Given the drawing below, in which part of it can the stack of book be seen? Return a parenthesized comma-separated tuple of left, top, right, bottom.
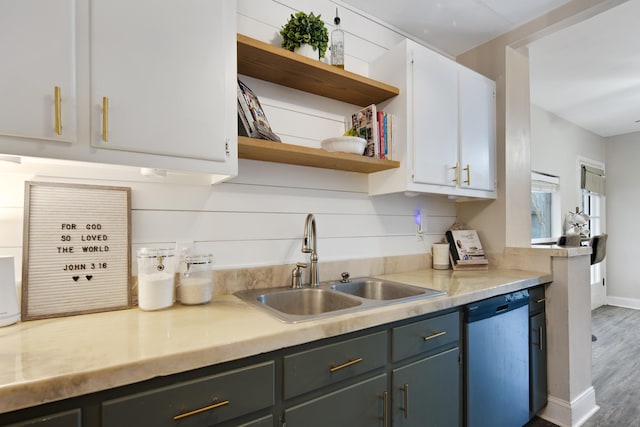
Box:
(445, 229, 489, 271)
(237, 79, 281, 142)
(347, 104, 394, 160)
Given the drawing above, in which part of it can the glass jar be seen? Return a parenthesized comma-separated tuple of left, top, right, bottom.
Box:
(136, 248, 176, 311)
(177, 254, 214, 305)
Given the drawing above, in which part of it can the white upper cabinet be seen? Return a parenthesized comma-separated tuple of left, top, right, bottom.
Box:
(0, 0, 237, 180)
(90, 0, 233, 164)
(368, 39, 496, 199)
(0, 0, 76, 143)
(411, 46, 459, 188)
(458, 67, 496, 193)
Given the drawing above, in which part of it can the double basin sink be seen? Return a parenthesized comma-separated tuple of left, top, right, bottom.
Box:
(234, 278, 446, 323)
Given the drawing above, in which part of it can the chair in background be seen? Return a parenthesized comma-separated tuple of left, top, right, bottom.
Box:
(589, 234, 607, 342)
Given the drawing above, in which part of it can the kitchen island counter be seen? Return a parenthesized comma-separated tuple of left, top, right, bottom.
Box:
(0, 267, 551, 414)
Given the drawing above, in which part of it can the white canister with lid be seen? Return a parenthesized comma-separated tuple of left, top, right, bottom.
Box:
(136, 248, 176, 311)
(432, 243, 451, 270)
(178, 254, 214, 305)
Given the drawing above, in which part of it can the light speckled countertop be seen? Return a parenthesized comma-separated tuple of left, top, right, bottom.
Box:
(0, 267, 552, 414)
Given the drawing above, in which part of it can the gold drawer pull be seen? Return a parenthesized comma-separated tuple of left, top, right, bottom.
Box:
(102, 96, 109, 142)
(451, 163, 459, 184)
(54, 86, 62, 135)
(422, 331, 446, 341)
(329, 357, 363, 373)
(536, 297, 547, 304)
(173, 399, 230, 421)
(463, 164, 471, 185)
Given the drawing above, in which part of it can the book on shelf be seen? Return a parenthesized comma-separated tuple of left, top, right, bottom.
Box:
(237, 79, 281, 142)
(445, 229, 489, 270)
(347, 105, 394, 160)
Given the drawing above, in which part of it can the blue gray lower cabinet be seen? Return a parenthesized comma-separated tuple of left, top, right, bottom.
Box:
(284, 374, 387, 427)
(6, 409, 81, 427)
(102, 361, 274, 427)
(392, 347, 461, 427)
(529, 285, 548, 416)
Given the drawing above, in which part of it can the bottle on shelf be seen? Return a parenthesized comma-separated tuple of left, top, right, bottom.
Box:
(331, 8, 344, 69)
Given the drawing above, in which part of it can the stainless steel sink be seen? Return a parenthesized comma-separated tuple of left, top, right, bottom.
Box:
(330, 279, 439, 300)
(235, 277, 446, 323)
(257, 288, 362, 316)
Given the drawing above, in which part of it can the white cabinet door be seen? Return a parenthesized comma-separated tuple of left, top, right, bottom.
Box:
(411, 46, 458, 187)
(0, 0, 76, 142)
(458, 67, 496, 192)
(90, 0, 232, 162)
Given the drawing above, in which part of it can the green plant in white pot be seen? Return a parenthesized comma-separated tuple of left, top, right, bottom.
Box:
(280, 11, 329, 60)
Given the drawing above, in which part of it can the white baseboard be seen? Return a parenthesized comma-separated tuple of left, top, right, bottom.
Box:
(606, 296, 640, 310)
(538, 387, 599, 427)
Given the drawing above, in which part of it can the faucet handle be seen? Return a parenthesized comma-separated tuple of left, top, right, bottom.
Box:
(340, 272, 351, 283)
(291, 263, 308, 288)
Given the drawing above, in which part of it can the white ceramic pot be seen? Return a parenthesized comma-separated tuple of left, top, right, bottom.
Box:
(294, 43, 318, 60)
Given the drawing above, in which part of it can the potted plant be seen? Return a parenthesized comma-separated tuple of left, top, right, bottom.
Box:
(280, 11, 329, 60)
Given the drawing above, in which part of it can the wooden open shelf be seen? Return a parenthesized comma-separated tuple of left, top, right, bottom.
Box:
(237, 34, 399, 106)
(238, 136, 400, 174)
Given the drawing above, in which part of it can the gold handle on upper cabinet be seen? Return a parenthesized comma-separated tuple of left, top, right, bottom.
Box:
(451, 163, 460, 184)
(402, 383, 409, 419)
(54, 86, 62, 135)
(382, 391, 388, 427)
(173, 399, 230, 421)
(329, 357, 363, 373)
(102, 96, 109, 142)
(536, 297, 548, 304)
(463, 164, 471, 185)
(422, 330, 446, 341)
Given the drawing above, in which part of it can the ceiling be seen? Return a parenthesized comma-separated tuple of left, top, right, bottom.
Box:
(343, 0, 640, 137)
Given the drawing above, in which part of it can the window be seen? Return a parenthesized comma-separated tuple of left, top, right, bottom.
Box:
(531, 172, 561, 244)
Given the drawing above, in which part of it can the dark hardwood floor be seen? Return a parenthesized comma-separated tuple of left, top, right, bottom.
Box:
(527, 305, 640, 427)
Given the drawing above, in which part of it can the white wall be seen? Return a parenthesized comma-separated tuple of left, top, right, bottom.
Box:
(530, 105, 605, 217)
(603, 131, 640, 307)
(0, 0, 457, 283)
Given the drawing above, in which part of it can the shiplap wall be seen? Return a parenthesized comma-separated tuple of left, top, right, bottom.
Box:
(0, 0, 457, 281)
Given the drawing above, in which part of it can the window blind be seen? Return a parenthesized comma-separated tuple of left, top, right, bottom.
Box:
(581, 165, 605, 195)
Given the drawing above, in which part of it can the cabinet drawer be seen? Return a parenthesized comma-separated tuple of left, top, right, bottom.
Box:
(392, 311, 460, 362)
(529, 286, 546, 315)
(102, 361, 274, 427)
(284, 331, 387, 399)
(7, 409, 81, 427)
(284, 374, 387, 427)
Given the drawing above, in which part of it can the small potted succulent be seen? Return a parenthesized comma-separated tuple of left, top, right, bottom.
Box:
(280, 11, 329, 60)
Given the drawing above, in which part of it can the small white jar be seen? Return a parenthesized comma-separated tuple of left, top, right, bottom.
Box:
(177, 254, 214, 305)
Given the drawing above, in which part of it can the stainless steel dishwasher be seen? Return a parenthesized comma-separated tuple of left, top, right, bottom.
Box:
(464, 290, 530, 427)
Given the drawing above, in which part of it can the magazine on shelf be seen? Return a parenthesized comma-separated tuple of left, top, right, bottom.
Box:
(445, 229, 489, 269)
(237, 79, 281, 142)
(348, 104, 378, 158)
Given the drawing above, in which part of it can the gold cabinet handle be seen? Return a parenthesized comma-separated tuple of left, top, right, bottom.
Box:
(329, 357, 363, 373)
(102, 96, 109, 142)
(451, 163, 459, 184)
(402, 383, 409, 419)
(173, 399, 230, 421)
(54, 86, 62, 135)
(463, 164, 471, 185)
(422, 331, 446, 341)
(536, 297, 547, 304)
(382, 391, 388, 427)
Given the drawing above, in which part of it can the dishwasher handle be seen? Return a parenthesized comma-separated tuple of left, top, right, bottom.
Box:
(465, 290, 529, 323)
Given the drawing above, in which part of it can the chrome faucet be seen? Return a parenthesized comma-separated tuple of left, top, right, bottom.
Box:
(302, 213, 319, 287)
